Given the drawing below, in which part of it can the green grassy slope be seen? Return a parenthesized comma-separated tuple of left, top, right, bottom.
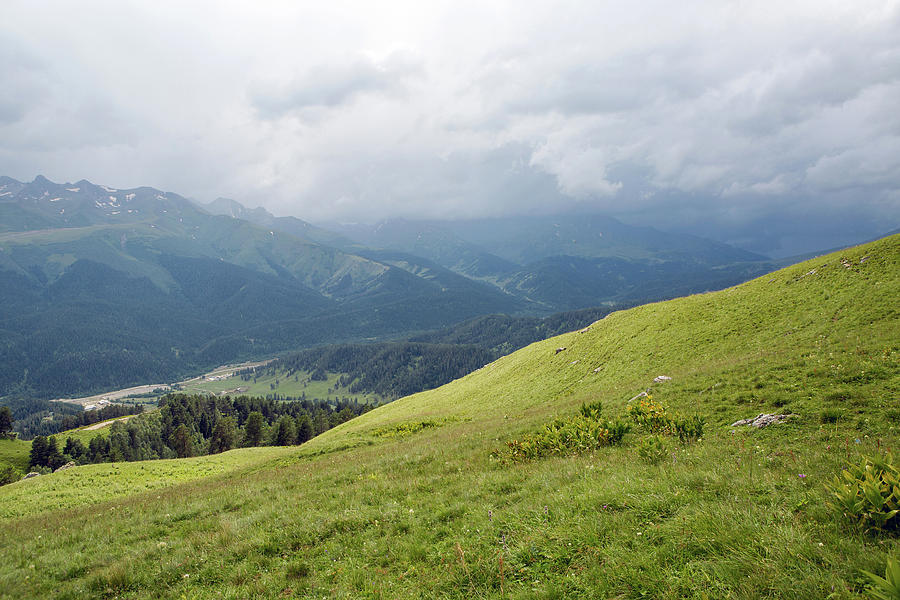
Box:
(0, 439, 30, 473)
(180, 370, 379, 404)
(0, 447, 296, 520)
(54, 415, 144, 446)
(0, 234, 897, 599)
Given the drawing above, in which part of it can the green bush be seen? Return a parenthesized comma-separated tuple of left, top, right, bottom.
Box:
(627, 397, 672, 434)
(579, 400, 603, 420)
(673, 415, 705, 443)
(373, 421, 439, 438)
(637, 435, 668, 464)
(826, 454, 899, 532)
(496, 401, 630, 463)
(628, 397, 704, 444)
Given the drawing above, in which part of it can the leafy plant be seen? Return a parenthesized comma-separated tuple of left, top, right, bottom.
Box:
(628, 397, 704, 444)
(627, 397, 672, 434)
(673, 415, 705, 443)
(496, 402, 630, 463)
(826, 454, 899, 532)
(637, 435, 668, 464)
(861, 556, 900, 600)
(580, 400, 604, 420)
(373, 420, 440, 438)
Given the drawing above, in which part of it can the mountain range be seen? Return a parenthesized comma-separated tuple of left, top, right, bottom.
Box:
(2, 175, 784, 398)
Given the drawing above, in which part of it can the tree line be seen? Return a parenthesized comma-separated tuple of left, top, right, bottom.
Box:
(27, 393, 370, 471)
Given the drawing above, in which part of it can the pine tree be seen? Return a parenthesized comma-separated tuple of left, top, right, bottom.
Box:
(46, 436, 66, 470)
(243, 411, 264, 447)
(209, 417, 237, 454)
(296, 414, 314, 444)
(29, 436, 48, 468)
(169, 424, 193, 458)
(273, 416, 296, 446)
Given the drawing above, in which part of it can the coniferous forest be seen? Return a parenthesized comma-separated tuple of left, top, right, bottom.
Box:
(26, 394, 368, 471)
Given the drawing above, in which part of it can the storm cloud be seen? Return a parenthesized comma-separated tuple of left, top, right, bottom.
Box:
(1, 0, 898, 255)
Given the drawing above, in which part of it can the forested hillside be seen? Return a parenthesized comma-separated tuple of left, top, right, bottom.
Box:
(250, 306, 618, 401)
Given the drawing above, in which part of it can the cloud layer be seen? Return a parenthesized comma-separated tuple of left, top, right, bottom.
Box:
(1, 0, 898, 254)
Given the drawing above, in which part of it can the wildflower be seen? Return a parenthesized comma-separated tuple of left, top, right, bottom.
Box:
(489, 510, 493, 522)
(798, 473, 807, 478)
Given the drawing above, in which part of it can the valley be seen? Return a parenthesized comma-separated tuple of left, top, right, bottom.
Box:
(0, 176, 798, 404)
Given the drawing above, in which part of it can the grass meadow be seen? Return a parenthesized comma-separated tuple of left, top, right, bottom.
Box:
(0, 234, 896, 599)
(180, 369, 381, 405)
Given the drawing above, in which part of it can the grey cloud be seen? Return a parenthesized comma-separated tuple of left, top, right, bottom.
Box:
(252, 53, 423, 117)
(1, 1, 898, 256)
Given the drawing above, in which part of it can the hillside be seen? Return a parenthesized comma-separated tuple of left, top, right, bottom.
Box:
(0, 234, 897, 598)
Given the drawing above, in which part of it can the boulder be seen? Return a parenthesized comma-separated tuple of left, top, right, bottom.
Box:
(54, 461, 76, 472)
(653, 375, 673, 383)
(23, 472, 40, 479)
(731, 413, 795, 428)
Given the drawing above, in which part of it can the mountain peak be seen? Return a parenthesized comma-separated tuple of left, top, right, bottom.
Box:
(204, 197, 275, 221)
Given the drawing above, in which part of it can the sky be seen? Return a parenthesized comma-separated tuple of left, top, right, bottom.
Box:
(1, 0, 899, 256)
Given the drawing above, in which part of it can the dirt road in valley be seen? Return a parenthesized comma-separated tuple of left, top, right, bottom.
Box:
(51, 359, 276, 408)
(84, 415, 137, 430)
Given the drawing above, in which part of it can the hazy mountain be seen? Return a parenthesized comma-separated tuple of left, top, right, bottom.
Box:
(325, 214, 778, 310)
(201, 197, 354, 249)
(327, 214, 767, 266)
(0, 177, 522, 399)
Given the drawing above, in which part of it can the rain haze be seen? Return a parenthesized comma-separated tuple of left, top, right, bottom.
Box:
(1, 0, 898, 256)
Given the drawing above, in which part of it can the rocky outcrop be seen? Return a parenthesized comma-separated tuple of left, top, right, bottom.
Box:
(731, 414, 795, 428)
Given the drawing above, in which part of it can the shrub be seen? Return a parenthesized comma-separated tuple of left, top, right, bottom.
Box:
(826, 454, 899, 533)
(579, 400, 603, 420)
(627, 397, 672, 434)
(637, 436, 668, 464)
(673, 415, 705, 443)
(373, 420, 440, 438)
(496, 403, 630, 463)
(628, 397, 704, 444)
